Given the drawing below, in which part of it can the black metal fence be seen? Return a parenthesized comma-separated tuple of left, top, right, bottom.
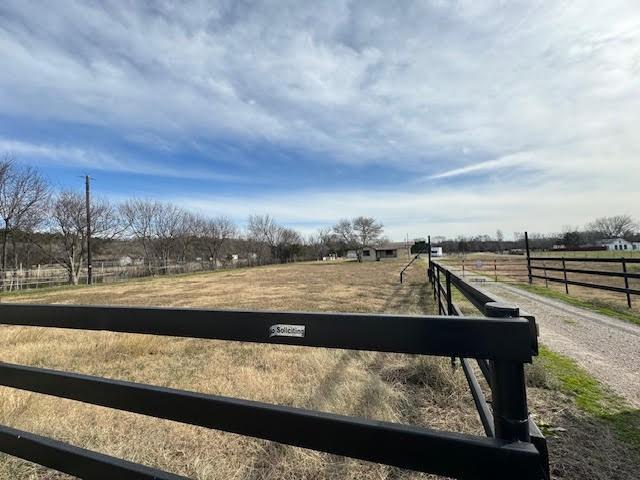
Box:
(0, 265, 548, 479)
(399, 253, 422, 283)
(428, 260, 549, 480)
(525, 232, 640, 308)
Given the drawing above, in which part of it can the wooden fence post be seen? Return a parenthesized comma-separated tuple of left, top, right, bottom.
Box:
(562, 258, 569, 294)
(543, 261, 548, 287)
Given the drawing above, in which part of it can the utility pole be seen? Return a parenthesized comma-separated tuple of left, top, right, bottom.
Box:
(85, 175, 92, 285)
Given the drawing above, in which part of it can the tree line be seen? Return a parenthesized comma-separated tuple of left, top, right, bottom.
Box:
(7, 155, 631, 285)
(0, 157, 388, 285)
(433, 216, 639, 254)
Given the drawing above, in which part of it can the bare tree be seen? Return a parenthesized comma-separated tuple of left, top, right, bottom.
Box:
(0, 156, 49, 274)
(308, 227, 336, 260)
(195, 215, 236, 267)
(120, 200, 192, 273)
(333, 217, 383, 262)
(247, 214, 280, 262)
(247, 215, 278, 245)
(496, 229, 504, 252)
(334, 216, 383, 262)
(174, 210, 198, 263)
(0, 158, 9, 187)
(46, 191, 121, 284)
(353, 216, 383, 255)
(586, 215, 638, 239)
(120, 199, 159, 274)
(333, 218, 358, 258)
(276, 227, 302, 262)
(247, 215, 303, 263)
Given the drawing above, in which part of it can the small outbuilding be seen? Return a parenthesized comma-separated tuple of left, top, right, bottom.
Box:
(348, 242, 412, 261)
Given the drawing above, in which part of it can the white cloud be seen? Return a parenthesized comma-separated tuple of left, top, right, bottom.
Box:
(172, 177, 639, 240)
(1, 1, 639, 170)
(0, 138, 244, 181)
(1, 1, 639, 235)
(425, 152, 536, 179)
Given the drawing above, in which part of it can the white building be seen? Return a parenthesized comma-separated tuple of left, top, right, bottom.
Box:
(118, 256, 134, 267)
(599, 238, 636, 251)
(430, 246, 443, 257)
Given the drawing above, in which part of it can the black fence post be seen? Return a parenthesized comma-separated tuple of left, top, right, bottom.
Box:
(622, 258, 632, 308)
(436, 267, 442, 314)
(485, 302, 531, 443)
(524, 232, 532, 284)
(494, 259, 498, 282)
(432, 264, 437, 301)
(445, 270, 453, 315)
(562, 258, 569, 294)
(542, 261, 548, 288)
(427, 235, 432, 283)
(445, 269, 456, 368)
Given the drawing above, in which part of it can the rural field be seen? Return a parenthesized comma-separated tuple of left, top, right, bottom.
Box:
(440, 253, 640, 322)
(0, 259, 637, 479)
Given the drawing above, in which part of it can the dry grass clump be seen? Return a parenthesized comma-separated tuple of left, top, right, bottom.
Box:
(0, 259, 481, 479)
(527, 387, 639, 480)
(526, 358, 560, 391)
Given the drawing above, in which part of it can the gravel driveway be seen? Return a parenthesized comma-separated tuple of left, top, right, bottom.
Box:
(479, 281, 640, 407)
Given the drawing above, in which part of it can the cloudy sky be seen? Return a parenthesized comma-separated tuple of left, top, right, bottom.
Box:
(1, 0, 639, 239)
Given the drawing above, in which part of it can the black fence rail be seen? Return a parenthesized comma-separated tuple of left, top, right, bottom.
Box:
(525, 232, 640, 308)
(399, 254, 422, 283)
(0, 268, 548, 479)
(428, 260, 549, 480)
(400, 235, 433, 284)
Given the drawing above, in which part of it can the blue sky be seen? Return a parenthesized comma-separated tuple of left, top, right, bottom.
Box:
(1, 1, 639, 239)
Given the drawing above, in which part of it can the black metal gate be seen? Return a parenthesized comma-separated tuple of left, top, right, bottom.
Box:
(0, 260, 548, 479)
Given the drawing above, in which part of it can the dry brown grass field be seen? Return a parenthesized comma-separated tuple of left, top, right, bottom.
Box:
(0, 259, 637, 479)
(0, 259, 486, 479)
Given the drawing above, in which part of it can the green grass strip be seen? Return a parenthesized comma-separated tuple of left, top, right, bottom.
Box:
(539, 346, 640, 457)
(515, 282, 640, 326)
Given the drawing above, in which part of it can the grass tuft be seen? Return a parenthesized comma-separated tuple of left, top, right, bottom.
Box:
(525, 358, 559, 390)
(538, 346, 640, 458)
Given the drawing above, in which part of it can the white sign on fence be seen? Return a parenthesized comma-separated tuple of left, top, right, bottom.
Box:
(269, 324, 306, 338)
